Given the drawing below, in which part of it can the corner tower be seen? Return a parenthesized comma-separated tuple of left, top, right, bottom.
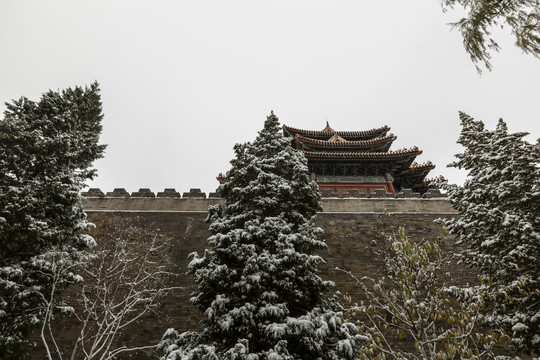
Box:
(283, 122, 435, 197)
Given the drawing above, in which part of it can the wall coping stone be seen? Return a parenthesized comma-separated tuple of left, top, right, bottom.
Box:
(422, 189, 445, 198)
(342, 189, 367, 198)
(82, 188, 105, 197)
(396, 189, 421, 198)
(105, 188, 130, 198)
(157, 188, 181, 198)
(82, 195, 455, 214)
(368, 189, 394, 198)
(131, 188, 156, 198)
(182, 188, 206, 199)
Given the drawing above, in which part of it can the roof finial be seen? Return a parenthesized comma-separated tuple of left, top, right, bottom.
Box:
(322, 121, 334, 133)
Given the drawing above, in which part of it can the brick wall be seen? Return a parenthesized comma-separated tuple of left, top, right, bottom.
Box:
(33, 197, 462, 359)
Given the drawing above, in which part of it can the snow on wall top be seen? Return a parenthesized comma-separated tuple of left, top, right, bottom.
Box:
(81, 188, 453, 214)
(82, 188, 445, 199)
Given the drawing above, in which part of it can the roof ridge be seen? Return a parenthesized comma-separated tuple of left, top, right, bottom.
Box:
(295, 133, 397, 146)
(283, 124, 391, 138)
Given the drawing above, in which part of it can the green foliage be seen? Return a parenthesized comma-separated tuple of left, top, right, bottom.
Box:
(159, 112, 361, 359)
(0, 83, 106, 359)
(344, 228, 506, 359)
(440, 112, 540, 355)
(442, 0, 540, 72)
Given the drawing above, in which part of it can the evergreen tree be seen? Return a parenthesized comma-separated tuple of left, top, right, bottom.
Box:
(440, 112, 540, 356)
(159, 112, 360, 359)
(0, 83, 106, 359)
(441, 0, 540, 72)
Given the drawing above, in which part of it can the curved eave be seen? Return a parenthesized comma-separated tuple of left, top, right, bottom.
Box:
(299, 148, 421, 164)
(407, 162, 436, 175)
(395, 162, 436, 184)
(294, 134, 396, 152)
(283, 124, 390, 140)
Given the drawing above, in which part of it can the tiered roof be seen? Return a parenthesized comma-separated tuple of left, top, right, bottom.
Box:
(293, 133, 396, 152)
(283, 122, 435, 191)
(283, 123, 390, 141)
(302, 148, 422, 173)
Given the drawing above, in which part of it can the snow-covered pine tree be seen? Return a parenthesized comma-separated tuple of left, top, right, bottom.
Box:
(159, 112, 361, 359)
(440, 112, 540, 356)
(0, 83, 106, 359)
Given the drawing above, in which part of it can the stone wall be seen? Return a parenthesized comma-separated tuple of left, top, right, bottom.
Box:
(81, 187, 452, 214)
(37, 192, 462, 359)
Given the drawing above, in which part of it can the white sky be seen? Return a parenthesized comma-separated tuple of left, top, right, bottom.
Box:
(1, 0, 539, 195)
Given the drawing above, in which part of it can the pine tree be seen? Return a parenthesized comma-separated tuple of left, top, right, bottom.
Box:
(0, 83, 106, 359)
(440, 112, 540, 355)
(159, 112, 360, 359)
(440, 0, 540, 73)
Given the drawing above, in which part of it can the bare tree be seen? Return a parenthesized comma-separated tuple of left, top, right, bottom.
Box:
(40, 221, 182, 360)
(339, 227, 509, 359)
(36, 249, 90, 360)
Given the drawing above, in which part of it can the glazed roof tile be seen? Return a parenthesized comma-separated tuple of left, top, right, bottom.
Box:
(283, 124, 390, 141)
(285, 122, 435, 187)
(327, 133, 346, 142)
(294, 134, 396, 151)
(407, 161, 436, 174)
(299, 147, 421, 163)
(393, 161, 435, 178)
(394, 162, 436, 185)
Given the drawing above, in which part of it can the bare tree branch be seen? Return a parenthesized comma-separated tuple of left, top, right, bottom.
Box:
(41, 223, 183, 360)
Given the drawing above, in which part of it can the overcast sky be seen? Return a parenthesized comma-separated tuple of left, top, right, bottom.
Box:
(1, 1, 539, 195)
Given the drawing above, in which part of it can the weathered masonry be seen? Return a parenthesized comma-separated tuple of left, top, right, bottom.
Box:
(283, 123, 435, 197)
(58, 189, 459, 359)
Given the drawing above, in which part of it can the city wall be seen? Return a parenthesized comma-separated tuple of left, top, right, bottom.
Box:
(40, 188, 462, 359)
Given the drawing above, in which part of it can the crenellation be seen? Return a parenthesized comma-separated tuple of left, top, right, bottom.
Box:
(182, 188, 207, 198)
(368, 189, 394, 198)
(157, 188, 181, 198)
(321, 189, 339, 198)
(106, 188, 130, 198)
(422, 189, 445, 198)
(396, 188, 421, 198)
(131, 188, 156, 198)
(342, 189, 367, 198)
(82, 188, 105, 197)
(82, 187, 448, 201)
(80, 188, 454, 214)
